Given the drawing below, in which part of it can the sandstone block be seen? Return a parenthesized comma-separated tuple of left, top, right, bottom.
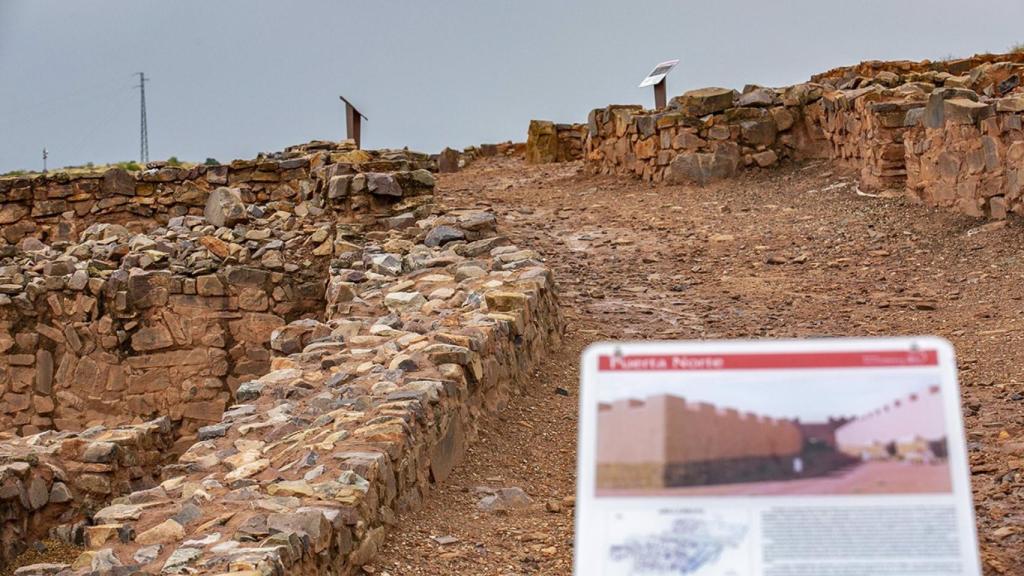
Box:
(738, 87, 778, 107)
(438, 148, 460, 173)
(526, 120, 559, 164)
(101, 168, 135, 197)
(924, 87, 980, 128)
(665, 146, 740, 186)
(771, 107, 796, 131)
(753, 150, 779, 167)
(131, 325, 174, 352)
(203, 187, 247, 227)
(136, 519, 184, 546)
(328, 175, 351, 199)
(740, 118, 778, 146)
(424, 225, 465, 247)
(0, 204, 28, 225)
(943, 99, 993, 128)
(672, 88, 736, 117)
(366, 173, 402, 197)
(996, 96, 1024, 113)
(384, 291, 426, 313)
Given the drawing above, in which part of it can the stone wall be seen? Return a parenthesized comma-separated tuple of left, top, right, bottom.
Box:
(0, 418, 174, 567)
(905, 94, 1024, 218)
(817, 89, 926, 190)
(579, 52, 1024, 221)
(810, 53, 1024, 87)
(584, 86, 828, 184)
(16, 204, 562, 575)
(526, 120, 585, 164)
(435, 141, 524, 175)
(0, 142, 436, 245)
(0, 138, 563, 575)
(0, 145, 438, 439)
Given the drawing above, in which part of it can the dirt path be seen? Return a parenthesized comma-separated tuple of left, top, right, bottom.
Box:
(376, 156, 1024, 575)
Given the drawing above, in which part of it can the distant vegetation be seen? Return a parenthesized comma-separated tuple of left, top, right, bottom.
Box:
(0, 157, 212, 179)
(1012, 43, 1024, 54)
(1, 160, 143, 178)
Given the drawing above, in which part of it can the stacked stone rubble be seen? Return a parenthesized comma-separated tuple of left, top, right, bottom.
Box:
(0, 146, 437, 438)
(584, 85, 828, 184)
(0, 142, 435, 246)
(905, 92, 1024, 218)
(1, 139, 563, 575)
(818, 86, 928, 190)
(10, 204, 561, 575)
(0, 418, 174, 567)
(526, 121, 586, 164)
(580, 52, 1024, 220)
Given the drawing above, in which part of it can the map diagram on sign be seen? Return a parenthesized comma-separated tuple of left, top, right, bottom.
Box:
(607, 515, 748, 575)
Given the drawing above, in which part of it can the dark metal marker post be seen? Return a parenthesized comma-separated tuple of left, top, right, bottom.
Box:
(339, 96, 368, 149)
(639, 59, 679, 111)
(653, 79, 667, 110)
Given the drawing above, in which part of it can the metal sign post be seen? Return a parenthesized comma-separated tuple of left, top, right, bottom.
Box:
(639, 59, 679, 110)
(339, 96, 368, 149)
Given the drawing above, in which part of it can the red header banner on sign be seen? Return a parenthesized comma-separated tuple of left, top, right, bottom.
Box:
(597, 350, 939, 371)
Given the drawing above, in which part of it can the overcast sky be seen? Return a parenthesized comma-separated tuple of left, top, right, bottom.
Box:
(597, 370, 940, 423)
(3, 0, 1024, 172)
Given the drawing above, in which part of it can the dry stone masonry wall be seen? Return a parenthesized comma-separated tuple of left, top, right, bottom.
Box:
(552, 52, 1024, 220)
(583, 85, 828, 185)
(0, 140, 563, 575)
(0, 141, 436, 245)
(525, 121, 586, 164)
(0, 418, 174, 568)
(0, 143, 437, 441)
(15, 209, 559, 576)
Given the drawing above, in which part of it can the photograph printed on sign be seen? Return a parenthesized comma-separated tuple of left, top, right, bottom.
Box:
(595, 370, 953, 497)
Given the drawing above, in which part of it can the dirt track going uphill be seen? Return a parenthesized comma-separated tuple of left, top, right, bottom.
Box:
(375, 156, 1024, 575)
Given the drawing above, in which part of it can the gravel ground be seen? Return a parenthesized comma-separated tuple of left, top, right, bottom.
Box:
(376, 156, 1024, 576)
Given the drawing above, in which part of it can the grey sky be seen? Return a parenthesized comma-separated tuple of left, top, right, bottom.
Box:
(597, 370, 940, 423)
(2, 0, 1023, 173)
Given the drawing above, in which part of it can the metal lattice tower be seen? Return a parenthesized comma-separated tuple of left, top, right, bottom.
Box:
(136, 72, 149, 164)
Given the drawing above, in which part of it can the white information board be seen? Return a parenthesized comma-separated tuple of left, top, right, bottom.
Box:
(639, 59, 679, 88)
(575, 337, 981, 576)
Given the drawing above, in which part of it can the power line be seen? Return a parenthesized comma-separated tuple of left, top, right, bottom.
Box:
(135, 72, 149, 163)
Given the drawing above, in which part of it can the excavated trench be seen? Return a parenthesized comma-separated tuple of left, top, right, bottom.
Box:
(0, 144, 454, 570)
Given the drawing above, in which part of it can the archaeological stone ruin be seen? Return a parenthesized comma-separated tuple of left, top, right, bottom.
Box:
(3, 51, 1024, 576)
(0, 139, 561, 575)
(530, 52, 1024, 220)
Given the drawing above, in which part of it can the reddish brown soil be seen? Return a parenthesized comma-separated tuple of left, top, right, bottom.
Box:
(375, 156, 1024, 575)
